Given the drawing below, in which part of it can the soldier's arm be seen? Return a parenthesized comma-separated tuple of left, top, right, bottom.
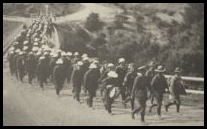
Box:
(131, 76, 139, 98)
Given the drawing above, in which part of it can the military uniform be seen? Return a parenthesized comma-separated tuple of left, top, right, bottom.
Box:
(71, 66, 84, 102)
(83, 68, 101, 107)
(116, 65, 127, 102)
(149, 73, 169, 117)
(131, 73, 151, 122)
(36, 58, 48, 89)
(16, 54, 25, 82)
(101, 76, 118, 114)
(165, 74, 185, 113)
(53, 64, 66, 95)
(25, 53, 37, 84)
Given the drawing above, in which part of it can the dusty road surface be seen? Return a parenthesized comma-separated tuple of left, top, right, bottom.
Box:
(3, 57, 204, 126)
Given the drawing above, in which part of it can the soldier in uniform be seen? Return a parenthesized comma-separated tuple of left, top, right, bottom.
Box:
(7, 49, 15, 76)
(13, 49, 21, 80)
(70, 61, 84, 102)
(116, 58, 128, 107)
(16, 51, 25, 82)
(123, 63, 137, 110)
(101, 71, 119, 114)
(25, 52, 37, 84)
(49, 53, 58, 83)
(164, 67, 185, 115)
(149, 65, 169, 120)
(83, 63, 101, 108)
(53, 59, 66, 96)
(146, 61, 156, 105)
(98, 63, 115, 96)
(36, 56, 48, 90)
(131, 66, 151, 124)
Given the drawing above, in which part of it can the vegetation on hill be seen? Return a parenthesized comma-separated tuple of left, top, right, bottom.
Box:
(3, 3, 83, 17)
(85, 3, 204, 77)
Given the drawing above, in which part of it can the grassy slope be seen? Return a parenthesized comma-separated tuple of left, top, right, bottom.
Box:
(3, 20, 23, 40)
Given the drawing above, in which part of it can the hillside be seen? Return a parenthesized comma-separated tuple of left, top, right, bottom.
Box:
(3, 3, 83, 17)
(86, 3, 204, 77)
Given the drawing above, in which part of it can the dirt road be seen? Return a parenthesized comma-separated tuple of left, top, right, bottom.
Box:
(3, 57, 204, 126)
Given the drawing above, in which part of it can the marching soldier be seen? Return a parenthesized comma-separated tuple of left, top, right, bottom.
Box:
(16, 51, 25, 82)
(7, 49, 15, 76)
(123, 63, 137, 110)
(83, 63, 101, 108)
(53, 59, 66, 96)
(101, 71, 119, 114)
(25, 52, 37, 84)
(98, 63, 115, 96)
(131, 66, 151, 124)
(146, 61, 156, 104)
(116, 58, 128, 107)
(149, 65, 169, 120)
(70, 61, 84, 102)
(165, 67, 186, 115)
(36, 56, 48, 90)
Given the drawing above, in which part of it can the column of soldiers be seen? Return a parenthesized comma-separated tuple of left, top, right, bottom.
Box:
(7, 18, 186, 125)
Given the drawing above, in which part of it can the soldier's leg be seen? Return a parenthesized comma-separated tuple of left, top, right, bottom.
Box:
(140, 103, 146, 122)
(40, 79, 44, 89)
(28, 72, 32, 84)
(175, 96, 181, 113)
(157, 93, 163, 117)
(88, 92, 93, 107)
(165, 100, 175, 112)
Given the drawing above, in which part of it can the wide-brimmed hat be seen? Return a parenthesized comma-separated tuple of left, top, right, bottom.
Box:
(82, 53, 88, 58)
(15, 49, 20, 53)
(74, 52, 79, 56)
(9, 47, 15, 51)
(107, 71, 118, 78)
(77, 61, 83, 66)
(23, 41, 29, 45)
(107, 63, 114, 68)
(118, 58, 125, 63)
(34, 38, 39, 42)
(66, 52, 72, 56)
(23, 46, 29, 51)
(82, 57, 89, 61)
(33, 42, 39, 46)
(61, 51, 67, 56)
(39, 56, 45, 60)
(89, 63, 97, 69)
(56, 59, 63, 64)
(174, 67, 181, 73)
(32, 47, 38, 52)
(155, 65, 166, 72)
(9, 51, 14, 54)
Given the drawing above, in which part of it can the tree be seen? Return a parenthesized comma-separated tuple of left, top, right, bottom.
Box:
(85, 12, 104, 32)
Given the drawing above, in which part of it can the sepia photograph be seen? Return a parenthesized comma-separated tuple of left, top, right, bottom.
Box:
(3, 3, 204, 126)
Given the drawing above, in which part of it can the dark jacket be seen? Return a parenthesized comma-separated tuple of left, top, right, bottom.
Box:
(131, 74, 151, 101)
(116, 65, 127, 84)
(151, 73, 168, 94)
(123, 71, 137, 91)
(53, 64, 66, 86)
(169, 75, 186, 96)
(71, 67, 84, 88)
(83, 68, 101, 92)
